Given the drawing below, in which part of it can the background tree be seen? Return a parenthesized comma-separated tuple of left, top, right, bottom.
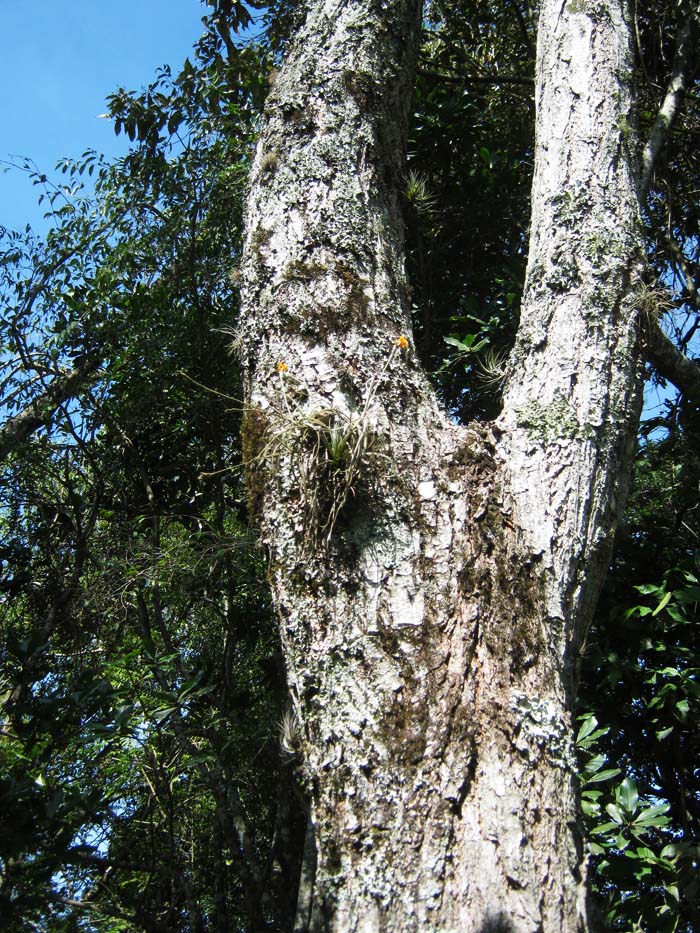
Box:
(0, 7, 307, 930)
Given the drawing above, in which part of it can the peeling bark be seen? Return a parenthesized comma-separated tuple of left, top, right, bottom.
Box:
(238, 0, 643, 929)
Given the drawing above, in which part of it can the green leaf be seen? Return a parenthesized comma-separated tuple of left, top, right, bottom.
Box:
(585, 767, 622, 784)
(617, 777, 638, 814)
(590, 821, 621, 835)
(633, 802, 670, 826)
(652, 590, 673, 616)
(152, 707, 178, 723)
(443, 335, 468, 350)
(605, 802, 624, 824)
(576, 714, 598, 743)
(581, 798, 601, 817)
(675, 585, 700, 602)
(631, 846, 656, 861)
(583, 753, 605, 774)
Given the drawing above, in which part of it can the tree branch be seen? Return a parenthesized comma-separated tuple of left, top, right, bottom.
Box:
(646, 319, 700, 407)
(508, 0, 535, 59)
(640, 16, 696, 202)
(0, 354, 102, 462)
(666, 232, 700, 318)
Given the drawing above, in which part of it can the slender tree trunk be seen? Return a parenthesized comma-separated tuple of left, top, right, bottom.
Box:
(238, 0, 643, 929)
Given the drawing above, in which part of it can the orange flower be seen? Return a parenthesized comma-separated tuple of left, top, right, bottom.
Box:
(395, 335, 409, 350)
(276, 361, 288, 372)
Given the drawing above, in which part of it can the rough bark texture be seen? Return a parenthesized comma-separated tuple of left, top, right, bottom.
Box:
(238, 0, 643, 929)
(497, 0, 644, 666)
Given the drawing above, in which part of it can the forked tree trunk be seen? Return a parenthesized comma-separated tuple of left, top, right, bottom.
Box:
(238, 0, 643, 929)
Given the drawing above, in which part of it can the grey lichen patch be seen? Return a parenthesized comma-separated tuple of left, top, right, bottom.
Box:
(566, 0, 610, 18)
(378, 689, 429, 766)
(550, 184, 592, 228)
(451, 429, 497, 471)
(449, 424, 547, 671)
(460, 514, 546, 673)
(315, 136, 344, 166)
(498, 565, 546, 671)
(335, 260, 371, 316)
(516, 395, 579, 444)
(615, 66, 635, 88)
(583, 229, 629, 267)
(278, 257, 373, 338)
(510, 692, 575, 767)
(545, 251, 580, 291)
(373, 615, 449, 767)
(617, 112, 634, 142)
(280, 101, 315, 135)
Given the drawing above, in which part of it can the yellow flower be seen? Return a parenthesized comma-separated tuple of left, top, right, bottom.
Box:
(395, 335, 409, 350)
(277, 361, 288, 372)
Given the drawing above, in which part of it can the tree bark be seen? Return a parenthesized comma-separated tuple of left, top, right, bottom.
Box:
(238, 0, 643, 929)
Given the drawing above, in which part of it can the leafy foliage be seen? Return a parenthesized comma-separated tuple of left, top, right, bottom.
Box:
(406, 0, 535, 420)
(0, 7, 305, 930)
(579, 443, 700, 928)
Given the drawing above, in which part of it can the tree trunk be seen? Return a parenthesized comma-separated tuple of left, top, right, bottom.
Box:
(238, 0, 643, 929)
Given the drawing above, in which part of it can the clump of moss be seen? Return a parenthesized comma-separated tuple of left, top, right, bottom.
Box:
(342, 69, 377, 108)
(250, 225, 273, 254)
(249, 341, 410, 552)
(278, 404, 385, 550)
(334, 261, 371, 317)
(282, 259, 329, 282)
(260, 150, 279, 174)
(241, 404, 272, 516)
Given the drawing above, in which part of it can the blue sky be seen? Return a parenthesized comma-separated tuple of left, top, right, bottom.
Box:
(0, 1, 208, 233)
